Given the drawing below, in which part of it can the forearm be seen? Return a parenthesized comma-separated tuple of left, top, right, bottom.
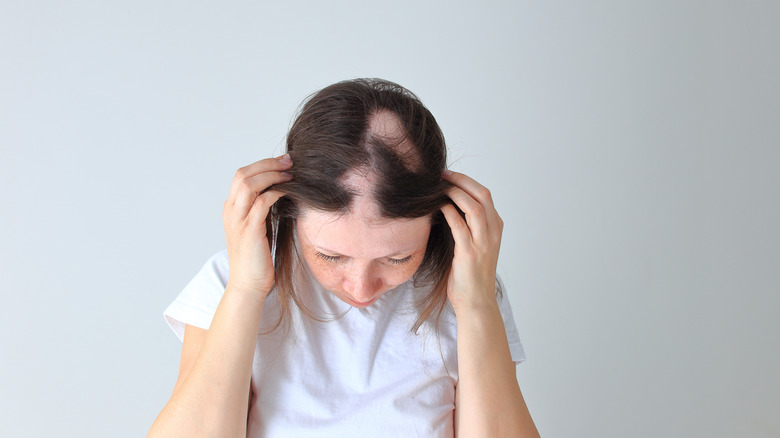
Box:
(149, 284, 265, 438)
(455, 299, 539, 438)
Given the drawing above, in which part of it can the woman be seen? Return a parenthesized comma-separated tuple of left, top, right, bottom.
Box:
(148, 78, 540, 437)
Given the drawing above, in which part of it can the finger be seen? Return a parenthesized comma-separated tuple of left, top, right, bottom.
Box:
(442, 170, 495, 209)
(443, 170, 502, 234)
(231, 170, 292, 222)
(228, 154, 293, 204)
(446, 185, 490, 243)
(246, 189, 287, 235)
(441, 203, 473, 248)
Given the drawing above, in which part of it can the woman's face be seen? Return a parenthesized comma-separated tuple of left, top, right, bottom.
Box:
(296, 205, 432, 308)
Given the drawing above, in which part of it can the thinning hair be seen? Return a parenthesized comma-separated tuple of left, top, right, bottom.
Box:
(267, 78, 492, 334)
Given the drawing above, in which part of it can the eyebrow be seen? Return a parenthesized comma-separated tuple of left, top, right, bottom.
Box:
(314, 246, 416, 258)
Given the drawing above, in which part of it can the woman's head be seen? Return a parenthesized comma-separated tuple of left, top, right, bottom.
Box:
(270, 78, 455, 333)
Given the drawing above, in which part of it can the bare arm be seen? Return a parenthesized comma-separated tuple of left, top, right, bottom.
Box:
(148, 155, 293, 438)
(454, 301, 539, 437)
(148, 288, 265, 438)
(441, 170, 540, 437)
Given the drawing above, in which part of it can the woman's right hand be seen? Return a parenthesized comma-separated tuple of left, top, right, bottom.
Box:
(222, 154, 293, 298)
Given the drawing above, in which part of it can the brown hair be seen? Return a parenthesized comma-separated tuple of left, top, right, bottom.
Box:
(268, 78, 457, 334)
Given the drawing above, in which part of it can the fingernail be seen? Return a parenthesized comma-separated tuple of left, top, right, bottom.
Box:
(279, 154, 292, 166)
(442, 169, 453, 177)
(281, 171, 293, 178)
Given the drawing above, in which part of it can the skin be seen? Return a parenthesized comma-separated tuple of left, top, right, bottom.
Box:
(441, 170, 540, 437)
(296, 210, 431, 307)
(148, 155, 291, 438)
(148, 153, 540, 438)
(295, 171, 431, 308)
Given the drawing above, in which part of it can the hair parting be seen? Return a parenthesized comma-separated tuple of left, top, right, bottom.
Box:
(263, 78, 500, 335)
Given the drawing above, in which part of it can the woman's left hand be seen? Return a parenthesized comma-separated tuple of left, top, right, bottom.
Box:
(440, 170, 504, 315)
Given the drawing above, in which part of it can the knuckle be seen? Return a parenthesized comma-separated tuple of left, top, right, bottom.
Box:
(448, 218, 465, 230)
(470, 205, 485, 219)
(251, 196, 268, 211)
(238, 178, 254, 192)
(254, 194, 276, 215)
(235, 167, 249, 180)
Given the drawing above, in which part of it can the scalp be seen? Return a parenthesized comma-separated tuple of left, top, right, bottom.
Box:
(335, 109, 425, 221)
(366, 109, 423, 173)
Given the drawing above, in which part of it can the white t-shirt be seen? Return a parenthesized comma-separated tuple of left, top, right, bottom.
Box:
(164, 248, 526, 438)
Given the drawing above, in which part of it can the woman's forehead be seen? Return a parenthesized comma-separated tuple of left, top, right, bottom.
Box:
(296, 207, 431, 256)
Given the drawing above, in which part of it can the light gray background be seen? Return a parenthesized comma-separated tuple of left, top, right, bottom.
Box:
(1, 1, 778, 437)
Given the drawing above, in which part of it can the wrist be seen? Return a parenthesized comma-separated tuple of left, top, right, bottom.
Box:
(225, 281, 272, 305)
(450, 292, 500, 318)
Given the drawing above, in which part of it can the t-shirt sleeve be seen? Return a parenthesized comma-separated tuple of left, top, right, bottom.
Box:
(496, 274, 527, 365)
(163, 248, 230, 342)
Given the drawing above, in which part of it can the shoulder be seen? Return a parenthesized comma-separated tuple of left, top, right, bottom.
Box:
(208, 248, 230, 275)
(190, 248, 230, 288)
(162, 249, 231, 341)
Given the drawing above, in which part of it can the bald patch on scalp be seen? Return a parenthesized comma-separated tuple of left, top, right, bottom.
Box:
(333, 109, 426, 221)
(367, 110, 423, 172)
(338, 169, 384, 222)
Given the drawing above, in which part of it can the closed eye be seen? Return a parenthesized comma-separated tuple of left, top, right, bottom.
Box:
(388, 255, 413, 265)
(315, 251, 412, 265)
(315, 252, 341, 262)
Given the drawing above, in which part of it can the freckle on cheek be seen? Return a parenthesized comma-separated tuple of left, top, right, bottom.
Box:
(310, 257, 338, 280)
(398, 260, 422, 281)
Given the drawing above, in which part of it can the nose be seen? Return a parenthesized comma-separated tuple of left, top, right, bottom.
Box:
(342, 267, 383, 303)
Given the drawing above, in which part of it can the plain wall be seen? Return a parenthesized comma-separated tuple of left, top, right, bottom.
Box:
(1, 1, 778, 437)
